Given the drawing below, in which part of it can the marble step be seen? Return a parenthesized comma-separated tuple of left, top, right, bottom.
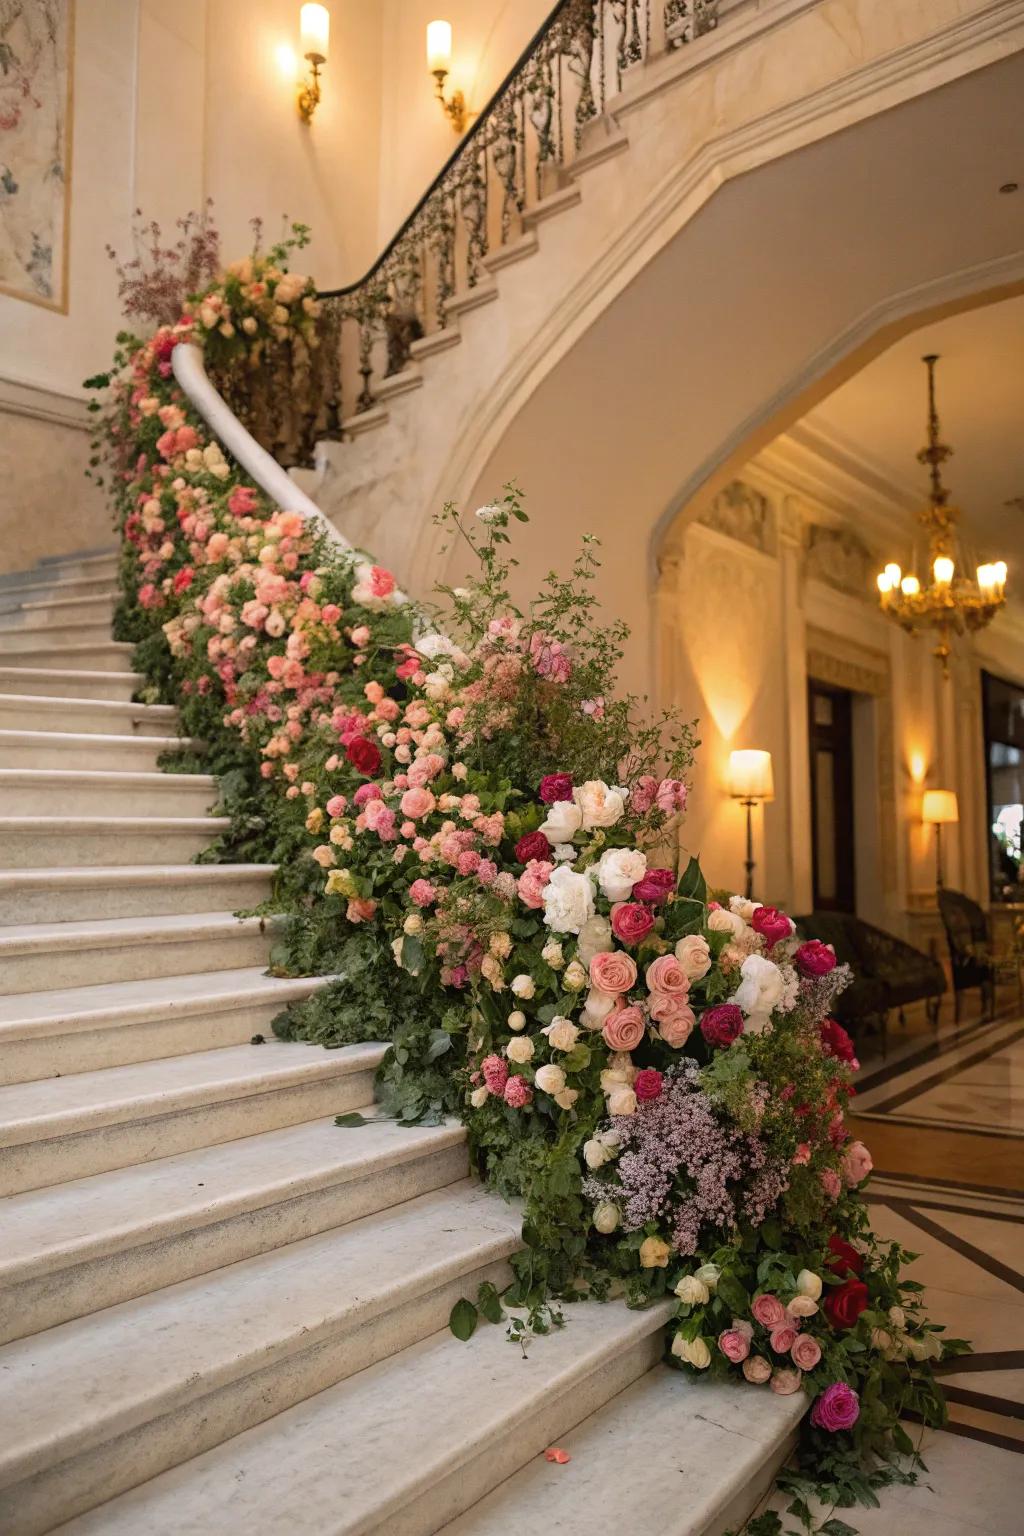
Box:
(0, 641, 135, 672)
(0, 1181, 521, 1534)
(0, 728, 197, 770)
(440, 1364, 805, 1536)
(0, 767, 216, 817)
(0, 964, 330, 1084)
(0, 1040, 386, 1196)
(0, 587, 116, 617)
(0, 621, 116, 652)
(0, 861, 275, 925)
(0, 665, 143, 700)
(0, 813, 229, 867)
(0, 1114, 469, 1342)
(0, 910, 283, 995)
(0, 575, 118, 604)
(55, 1294, 677, 1536)
(0, 691, 178, 736)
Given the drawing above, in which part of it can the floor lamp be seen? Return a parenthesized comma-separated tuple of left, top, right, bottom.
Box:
(922, 788, 958, 890)
(728, 749, 774, 900)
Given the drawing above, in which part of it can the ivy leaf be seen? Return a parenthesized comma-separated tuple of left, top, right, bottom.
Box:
(334, 1112, 368, 1128)
(425, 1029, 453, 1062)
(477, 1280, 505, 1324)
(449, 1297, 479, 1341)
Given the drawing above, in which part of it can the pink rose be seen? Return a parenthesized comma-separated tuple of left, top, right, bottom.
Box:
(610, 902, 655, 946)
(400, 786, 435, 820)
(634, 1068, 663, 1102)
(770, 1368, 803, 1396)
(602, 1006, 646, 1052)
(409, 878, 437, 907)
(645, 954, 689, 996)
(742, 1355, 772, 1384)
(632, 868, 675, 903)
(795, 939, 836, 977)
(810, 1382, 860, 1431)
(652, 996, 696, 1048)
(630, 775, 659, 813)
(791, 1334, 822, 1371)
(770, 1325, 799, 1355)
(518, 859, 553, 909)
(326, 795, 347, 818)
(841, 1139, 873, 1188)
(719, 1328, 751, 1363)
(752, 905, 794, 950)
(590, 950, 638, 995)
(751, 1294, 786, 1329)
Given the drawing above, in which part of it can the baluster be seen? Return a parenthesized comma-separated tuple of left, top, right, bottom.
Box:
(384, 250, 423, 376)
(566, 0, 597, 147)
(528, 50, 556, 199)
(492, 100, 520, 243)
(627, 0, 643, 63)
(460, 147, 489, 288)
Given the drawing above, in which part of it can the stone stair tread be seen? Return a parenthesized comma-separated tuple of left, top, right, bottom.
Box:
(0, 861, 274, 898)
(54, 1295, 677, 1536)
(0, 728, 197, 751)
(0, 665, 142, 685)
(0, 767, 216, 789)
(0, 812, 228, 832)
(0, 1113, 466, 1287)
(0, 907, 280, 956)
(0, 1039, 383, 1145)
(0, 961, 324, 1028)
(0, 1180, 521, 1493)
(0, 689, 177, 718)
(439, 1363, 806, 1536)
(16, 592, 116, 613)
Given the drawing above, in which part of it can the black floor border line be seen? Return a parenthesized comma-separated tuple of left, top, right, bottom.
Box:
(864, 1193, 1024, 1227)
(872, 1169, 1024, 1200)
(935, 1349, 1024, 1375)
(903, 1411, 1024, 1456)
(856, 1110, 1024, 1140)
(943, 1385, 1024, 1421)
(856, 1013, 1009, 1095)
(881, 1199, 1024, 1295)
(862, 1027, 1024, 1116)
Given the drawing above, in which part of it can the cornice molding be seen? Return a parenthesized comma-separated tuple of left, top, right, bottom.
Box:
(0, 373, 91, 432)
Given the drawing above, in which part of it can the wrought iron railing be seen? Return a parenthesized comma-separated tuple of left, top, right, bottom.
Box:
(310, 0, 723, 452)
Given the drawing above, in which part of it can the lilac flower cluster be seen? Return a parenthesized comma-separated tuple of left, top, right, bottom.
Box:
(796, 963, 854, 1023)
(584, 1063, 788, 1256)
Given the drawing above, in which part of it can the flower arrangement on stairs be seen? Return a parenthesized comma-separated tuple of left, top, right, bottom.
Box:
(87, 228, 966, 1535)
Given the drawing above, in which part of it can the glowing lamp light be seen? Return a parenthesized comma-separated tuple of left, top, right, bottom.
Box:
(300, 3, 330, 61)
(884, 563, 902, 590)
(922, 789, 959, 825)
(900, 574, 920, 596)
(933, 555, 955, 585)
(877, 571, 893, 595)
(994, 560, 1008, 589)
(727, 749, 774, 803)
(426, 18, 453, 74)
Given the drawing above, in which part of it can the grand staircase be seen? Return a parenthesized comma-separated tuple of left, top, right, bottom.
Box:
(0, 551, 803, 1531)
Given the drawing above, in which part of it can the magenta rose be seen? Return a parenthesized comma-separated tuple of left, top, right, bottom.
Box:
(700, 1003, 744, 1049)
(634, 1068, 664, 1102)
(795, 939, 836, 977)
(752, 904, 794, 950)
(719, 1328, 751, 1364)
(602, 1005, 646, 1052)
(589, 950, 638, 995)
(820, 1018, 858, 1067)
(515, 830, 552, 865)
(632, 868, 676, 903)
(810, 1382, 860, 1432)
(751, 1294, 787, 1329)
(611, 902, 655, 946)
(769, 1325, 799, 1355)
(538, 773, 574, 804)
(791, 1334, 822, 1371)
(645, 953, 690, 996)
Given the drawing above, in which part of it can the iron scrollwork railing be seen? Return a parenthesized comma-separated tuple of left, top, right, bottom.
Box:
(312, 1, 721, 454)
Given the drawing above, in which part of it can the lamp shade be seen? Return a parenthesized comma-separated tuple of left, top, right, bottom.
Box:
(427, 19, 453, 72)
(727, 749, 774, 801)
(922, 789, 958, 825)
(300, 3, 330, 62)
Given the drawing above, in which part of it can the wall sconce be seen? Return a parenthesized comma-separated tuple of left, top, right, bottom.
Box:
(297, 3, 330, 124)
(922, 788, 958, 890)
(728, 749, 774, 900)
(427, 19, 468, 134)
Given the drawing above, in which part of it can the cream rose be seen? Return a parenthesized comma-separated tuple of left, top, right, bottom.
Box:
(672, 1335, 711, 1369)
(576, 915, 613, 967)
(541, 939, 565, 969)
(542, 865, 596, 935)
(539, 800, 583, 843)
(563, 959, 588, 991)
(731, 953, 786, 1024)
(596, 846, 647, 902)
(469, 1085, 489, 1109)
(511, 973, 536, 999)
(593, 1201, 621, 1234)
(534, 1064, 567, 1096)
(796, 1269, 823, 1300)
(675, 933, 712, 981)
(505, 1035, 535, 1064)
(694, 1262, 721, 1292)
(675, 1275, 710, 1305)
(574, 780, 626, 830)
(583, 1137, 613, 1170)
(543, 1017, 580, 1052)
(639, 1236, 672, 1269)
(606, 1085, 637, 1116)
(708, 907, 746, 939)
(507, 1010, 527, 1032)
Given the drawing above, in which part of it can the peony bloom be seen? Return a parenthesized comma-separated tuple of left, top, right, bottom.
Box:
(699, 1003, 745, 1049)
(810, 1382, 860, 1432)
(574, 780, 626, 830)
(409, 878, 437, 907)
(515, 830, 552, 865)
(597, 846, 648, 902)
(795, 939, 837, 977)
(542, 865, 596, 934)
(589, 950, 638, 995)
(602, 1006, 646, 1052)
(345, 736, 382, 777)
(481, 1054, 509, 1095)
(518, 858, 554, 911)
(731, 953, 786, 1028)
(503, 1075, 533, 1109)
(751, 904, 794, 949)
(675, 933, 712, 981)
(538, 799, 583, 843)
(639, 1236, 672, 1269)
(611, 902, 655, 946)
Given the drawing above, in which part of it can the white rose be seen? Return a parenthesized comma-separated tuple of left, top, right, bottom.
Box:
(542, 1017, 580, 1052)
(469, 1086, 489, 1108)
(597, 847, 648, 903)
(675, 1276, 710, 1305)
(593, 1202, 621, 1234)
(576, 916, 613, 967)
(539, 800, 583, 843)
(542, 865, 596, 935)
(506, 1035, 535, 1064)
(729, 896, 761, 923)
(606, 1085, 637, 1116)
(554, 1087, 579, 1110)
(507, 1010, 527, 1032)
(563, 959, 588, 991)
(541, 939, 565, 969)
(708, 907, 746, 939)
(671, 1334, 711, 1369)
(731, 953, 786, 1026)
(583, 1137, 613, 1170)
(675, 934, 712, 981)
(511, 974, 536, 999)
(694, 1263, 721, 1292)
(534, 1064, 567, 1096)
(581, 987, 616, 1027)
(797, 1269, 823, 1300)
(574, 780, 626, 830)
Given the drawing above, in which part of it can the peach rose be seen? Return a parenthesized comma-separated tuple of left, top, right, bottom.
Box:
(742, 1355, 772, 1384)
(770, 1368, 803, 1396)
(602, 1006, 646, 1052)
(650, 995, 696, 1047)
(790, 1334, 822, 1370)
(589, 951, 638, 994)
(645, 954, 690, 996)
(400, 786, 436, 820)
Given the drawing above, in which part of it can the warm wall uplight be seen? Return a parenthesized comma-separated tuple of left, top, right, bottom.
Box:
(923, 789, 958, 890)
(908, 750, 926, 785)
(427, 18, 468, 133)
(727, 749, 774, 803)
(297, 4, 330, 123)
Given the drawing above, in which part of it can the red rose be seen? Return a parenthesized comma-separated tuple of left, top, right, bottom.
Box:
(820, 1019, 858, 1067)
(752, 905, 793, 949)
(346, 736, 382, 778)
(515, 831, 551, 865)
(634, 1068, 664, 1102)
(826, 1234, 863, 1278)
(538, 773, 573, 804)
(795, 939, 837, 977)
(700, 1003, 744, 1049)
(632, 868, 676, 903)
(611, 902, 655, 946)
(824, 1277, 868, 1330)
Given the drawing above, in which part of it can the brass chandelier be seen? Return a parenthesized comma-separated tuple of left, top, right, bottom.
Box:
(876, 353, 1007, 677)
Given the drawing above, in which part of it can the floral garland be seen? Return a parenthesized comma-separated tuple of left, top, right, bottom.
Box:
(88, 237, 966, 1536)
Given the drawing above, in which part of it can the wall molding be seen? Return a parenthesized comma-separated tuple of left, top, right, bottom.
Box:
(0, 373, 92, 432)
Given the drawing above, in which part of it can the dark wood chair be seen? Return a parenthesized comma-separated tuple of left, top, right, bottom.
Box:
(936, 888, 1019, 1023)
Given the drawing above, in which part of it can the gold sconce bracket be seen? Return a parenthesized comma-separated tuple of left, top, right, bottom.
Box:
(432, 69, 468, 134)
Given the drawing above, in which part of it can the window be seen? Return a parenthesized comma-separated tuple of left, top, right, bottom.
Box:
(981, 670, 1024, 902)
